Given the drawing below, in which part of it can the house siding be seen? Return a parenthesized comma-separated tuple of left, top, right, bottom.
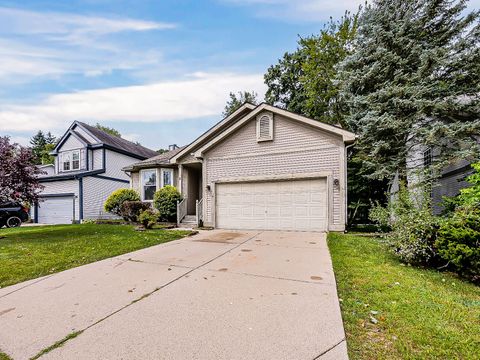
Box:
(60, 136, 84, 151)
(203, 114, 346, 230)
(83, 176, 128, 219)
(93, 149, 104, 170)
(104, 150, 136, 180)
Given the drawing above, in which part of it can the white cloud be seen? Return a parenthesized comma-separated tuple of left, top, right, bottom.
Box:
(0, 7, 175, 41)
(0, 7, 174, 82)
(0, 72, 266, 132)
(222, 0, 363, 22)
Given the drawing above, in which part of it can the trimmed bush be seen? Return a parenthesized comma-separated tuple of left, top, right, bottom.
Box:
(120, 201, 151, 222)
(153, 185, 182, 222)
(437, 206, 480, 283)
(104, 189, 140, 217)
(138, 209, 157, 229)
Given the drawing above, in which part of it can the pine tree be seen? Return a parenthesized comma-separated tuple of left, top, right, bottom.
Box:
(339, 0, 480, 181)
(29, 131, 47, 165)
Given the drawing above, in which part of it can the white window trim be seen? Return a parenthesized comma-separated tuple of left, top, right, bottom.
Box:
(140, 168, 158, 202)
(256, 112, 274, 142)
(61, 149, 81, 172)
(160, 168, 174, 188)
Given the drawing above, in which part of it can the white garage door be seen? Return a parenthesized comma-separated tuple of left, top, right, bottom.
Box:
(216, 178, 328, 232)
(38, 197, 75, 224)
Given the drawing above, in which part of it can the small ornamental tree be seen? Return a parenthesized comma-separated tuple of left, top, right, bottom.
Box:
(153, 185, 182, 222)
(0, 136, 44, 205)
(104, 189, 140, 217)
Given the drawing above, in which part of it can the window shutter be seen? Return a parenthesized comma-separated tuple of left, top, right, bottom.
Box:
(80, 148, 86, 169)
(256, 112, 273, 141)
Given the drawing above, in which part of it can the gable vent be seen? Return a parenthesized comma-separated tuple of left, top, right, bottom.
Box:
(256, 112, 273, 142)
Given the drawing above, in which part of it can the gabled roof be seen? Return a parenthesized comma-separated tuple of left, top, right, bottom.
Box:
(53, 121, 158, 160)
(170, 102, 256, 163)
(171, 103, 356, 162)
(122, 146, 186, 172)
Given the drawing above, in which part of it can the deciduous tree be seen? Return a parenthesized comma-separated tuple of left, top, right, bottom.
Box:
(0, 137, 44, 205)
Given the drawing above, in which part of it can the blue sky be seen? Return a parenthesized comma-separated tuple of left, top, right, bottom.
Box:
(0, 0, 478, 150)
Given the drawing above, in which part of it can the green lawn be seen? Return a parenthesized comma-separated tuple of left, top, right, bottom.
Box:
(0, 224, 191, 288)
(328, 233, 480, 360)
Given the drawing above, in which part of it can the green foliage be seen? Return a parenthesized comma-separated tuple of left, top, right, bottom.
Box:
(153, 185, 182, 222)
(456, 163, 480, 207)
(369, 183, 440, 265)
(104, 189, 140, 216)
(222, 91, 258, 117)
(264, 12, 358, 126)
(29, 130, 56, 165)
(81, 219, 96, 224)
(95, 123, 122, 138)
(437, 206, 480, 283)
(339, 0, 480, 180)
(138, 209, 158, 229)
(120, 201, 151, 222)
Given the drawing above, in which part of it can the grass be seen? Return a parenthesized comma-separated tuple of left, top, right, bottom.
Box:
(29, 331, 83, 360)
(328, 232, 480, 360)
(0, 224, 191, 288)
(0, 352, 12, 360)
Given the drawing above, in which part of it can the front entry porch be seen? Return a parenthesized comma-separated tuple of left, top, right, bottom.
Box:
(177, 162, 203, 227)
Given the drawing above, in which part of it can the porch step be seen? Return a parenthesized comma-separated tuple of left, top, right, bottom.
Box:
(183, 215, 196, 222)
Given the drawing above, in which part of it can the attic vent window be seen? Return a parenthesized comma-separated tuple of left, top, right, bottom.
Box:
(256, 112, 273, 142)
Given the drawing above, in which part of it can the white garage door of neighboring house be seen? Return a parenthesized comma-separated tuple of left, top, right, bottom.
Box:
(215, 178, 328, 232)
(38, 197, 75, 224)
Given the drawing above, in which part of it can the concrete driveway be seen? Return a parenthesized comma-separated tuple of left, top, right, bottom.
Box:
(0, 230, 347, 360)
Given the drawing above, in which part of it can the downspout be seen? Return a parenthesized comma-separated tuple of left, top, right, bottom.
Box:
(345, 142, 355, 231)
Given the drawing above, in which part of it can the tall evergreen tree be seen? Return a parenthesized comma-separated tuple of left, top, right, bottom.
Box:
(29, 130, 47, 165)
(339, 0, 480, 181)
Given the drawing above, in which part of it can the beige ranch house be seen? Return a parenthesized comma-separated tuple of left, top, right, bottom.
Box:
(123, 103, 356, 232)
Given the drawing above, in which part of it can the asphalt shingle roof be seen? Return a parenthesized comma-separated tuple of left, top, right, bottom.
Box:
(122, 146, 186, 171)
(77, 122, 158, 159)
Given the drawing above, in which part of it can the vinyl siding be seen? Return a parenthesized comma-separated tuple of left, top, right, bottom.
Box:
(93, 149, 104, 170)
(36, 180, 80, 222)
(203, 114, 346, 230)
(104, 150, 137, 180)
(59, 135, 84, 151)
(82, 176, 128, 219)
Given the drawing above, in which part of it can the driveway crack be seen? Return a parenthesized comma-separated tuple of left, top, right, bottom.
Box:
(312, 338, 346, 359)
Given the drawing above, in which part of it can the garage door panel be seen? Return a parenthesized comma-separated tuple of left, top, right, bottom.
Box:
(38, 197, 74, 224)
(216, 178, 327, 232)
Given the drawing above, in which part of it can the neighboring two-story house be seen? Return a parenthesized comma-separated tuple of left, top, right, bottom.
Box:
(33, 121, 158, 224)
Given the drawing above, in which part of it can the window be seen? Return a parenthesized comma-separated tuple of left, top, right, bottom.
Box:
(61, 150, 80, 172)
(161, 169, 173, 187)
(62, 152, 71, 171)
(72, 151, 80, 170)
(423, 148, 432, 168)
(142, 169, 157, 201)
(256, 112, 273, 142)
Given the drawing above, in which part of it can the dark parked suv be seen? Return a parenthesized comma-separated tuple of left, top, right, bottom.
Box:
(0, 202, 29, 228)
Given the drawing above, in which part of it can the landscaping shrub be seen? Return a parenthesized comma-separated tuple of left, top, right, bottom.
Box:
(104, 189, 140, 217)
(370, 183, 440, 265)
(437, 206, 480, 283)
(138, 209, 157, 229)
(120, 201, 151, 222)
(153, 185, 182, 222)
